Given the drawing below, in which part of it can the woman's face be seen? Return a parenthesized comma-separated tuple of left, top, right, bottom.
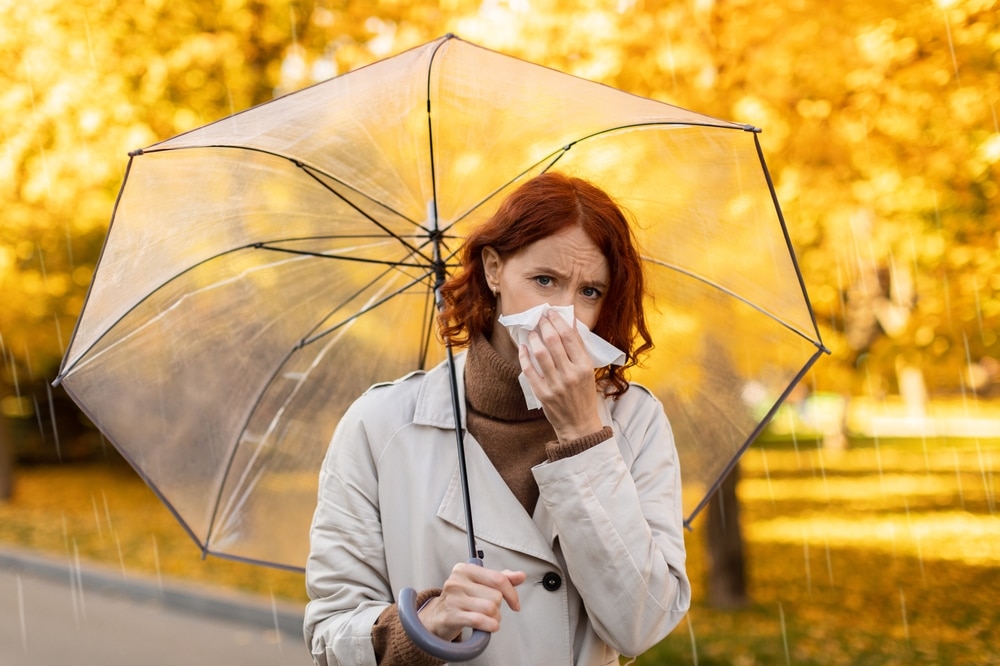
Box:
(483, 224, 610, 334)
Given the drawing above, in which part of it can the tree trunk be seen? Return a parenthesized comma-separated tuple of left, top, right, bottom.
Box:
(706, 463, 748, 608)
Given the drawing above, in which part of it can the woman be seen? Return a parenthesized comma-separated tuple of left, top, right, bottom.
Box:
(305, 172, 691, 665)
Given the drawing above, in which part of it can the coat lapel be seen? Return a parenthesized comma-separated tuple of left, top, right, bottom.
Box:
(416, 349, 563, 568)
(436, 435, 560, 567)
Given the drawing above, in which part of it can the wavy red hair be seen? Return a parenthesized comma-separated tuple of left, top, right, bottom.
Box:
(438, 172, 651, 397)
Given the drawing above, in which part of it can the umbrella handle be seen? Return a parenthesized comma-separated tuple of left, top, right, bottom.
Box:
(398, 558, 491, 662)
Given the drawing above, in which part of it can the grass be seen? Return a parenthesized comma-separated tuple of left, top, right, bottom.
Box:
(644, 434, 1000, 666)
(1, 433, 998, 664)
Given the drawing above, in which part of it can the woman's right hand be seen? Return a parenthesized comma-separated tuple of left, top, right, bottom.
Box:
(417, 563, 527, 641)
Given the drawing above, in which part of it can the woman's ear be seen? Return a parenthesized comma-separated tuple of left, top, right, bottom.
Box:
(482, 247, 501, 294)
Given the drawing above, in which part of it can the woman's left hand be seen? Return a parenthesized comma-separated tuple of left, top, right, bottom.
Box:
(518, 309, 604, 443)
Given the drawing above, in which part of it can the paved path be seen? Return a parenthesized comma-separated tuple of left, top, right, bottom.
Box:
(0, 545, 314, 666)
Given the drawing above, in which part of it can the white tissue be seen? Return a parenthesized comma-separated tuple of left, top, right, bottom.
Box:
(497, 303, 626, 409)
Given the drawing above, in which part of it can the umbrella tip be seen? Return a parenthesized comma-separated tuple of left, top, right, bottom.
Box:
(128, 148, 145, 157)
(742, 124, 761, 133)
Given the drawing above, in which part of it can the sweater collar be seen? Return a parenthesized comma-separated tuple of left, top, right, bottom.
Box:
(465, 333, 543, 422)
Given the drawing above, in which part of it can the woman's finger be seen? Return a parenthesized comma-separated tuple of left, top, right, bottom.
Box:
(453, 562, 524, 613)
(543, 310, 587, 363)
(420, 564, 527, 639)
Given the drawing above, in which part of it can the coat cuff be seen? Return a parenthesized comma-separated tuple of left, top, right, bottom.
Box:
(545, 425, 614, 461)
(372, 589, 445, 666)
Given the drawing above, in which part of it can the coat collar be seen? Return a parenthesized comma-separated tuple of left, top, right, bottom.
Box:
(413, 350, 469, 429)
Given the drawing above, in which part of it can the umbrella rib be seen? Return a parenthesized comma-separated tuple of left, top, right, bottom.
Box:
(54, 238, 443, 382)
(682, 346, 829, 528)
(253, 242, 450, 270)
(298, 268, 437, 348)
(206, 267, 438, 549)
(296, 162, 438, 266)
(643, 256, 824, 348)
(136, 143, 438, 265)
(752, 132, 827, 350)
(441, 120, 754, 235)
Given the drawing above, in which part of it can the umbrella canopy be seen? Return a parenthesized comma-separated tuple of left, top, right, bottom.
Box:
(56, 34, 827, 572)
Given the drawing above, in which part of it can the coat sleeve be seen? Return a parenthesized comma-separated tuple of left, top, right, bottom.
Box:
(532, 387, 692, 657)
(304, 398, 390, 666)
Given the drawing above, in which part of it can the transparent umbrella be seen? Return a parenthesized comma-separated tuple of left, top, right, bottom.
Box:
(55, 33, 827, 657)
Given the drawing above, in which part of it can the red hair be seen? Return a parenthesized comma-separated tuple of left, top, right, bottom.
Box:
(439, 172, 652, 397)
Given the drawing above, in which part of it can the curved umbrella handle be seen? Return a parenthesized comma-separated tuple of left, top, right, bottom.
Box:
(398, 558, 491, 662)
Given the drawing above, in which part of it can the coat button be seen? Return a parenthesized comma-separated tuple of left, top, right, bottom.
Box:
(542, 572, 562, 591)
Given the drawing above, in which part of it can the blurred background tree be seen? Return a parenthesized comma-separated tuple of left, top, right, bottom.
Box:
(2, 0, 998, 453)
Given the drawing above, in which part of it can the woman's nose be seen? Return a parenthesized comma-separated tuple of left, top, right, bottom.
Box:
(549, 289, 574, 307)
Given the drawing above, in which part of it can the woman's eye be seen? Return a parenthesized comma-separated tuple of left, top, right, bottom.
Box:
(582, 286, 602, 299)
(535, 276, 553, 286)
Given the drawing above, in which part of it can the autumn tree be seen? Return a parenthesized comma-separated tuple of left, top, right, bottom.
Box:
(1, 0, 997, 612)
(1, 0, 318, 457)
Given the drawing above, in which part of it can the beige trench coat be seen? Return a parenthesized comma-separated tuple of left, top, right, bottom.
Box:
(304, 351, 691, 666)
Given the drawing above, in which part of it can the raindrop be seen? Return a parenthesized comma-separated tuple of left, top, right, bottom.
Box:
(114, 530, 127, 579)
(70, 539, 86, 626)
(152, 535, 163, 594)
(10, 347, 21, 398)
(941, 8, 961, 85)
(17, 573, 27, 654)
(46, 382, 62, 461)
(686, 614, 699, 666)
(778, 602, 790, 666)
(54, 316, 65, 356)
(962, 332, 976, 401)
(90, 494, 104, 542)
(872, 431, 886, 497)
(36, 242, 48, 284)
(270, 590, 283, 654)
(790, 422, 802, 469)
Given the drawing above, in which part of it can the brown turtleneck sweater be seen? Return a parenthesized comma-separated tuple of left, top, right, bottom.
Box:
(371, 334, 613, 665)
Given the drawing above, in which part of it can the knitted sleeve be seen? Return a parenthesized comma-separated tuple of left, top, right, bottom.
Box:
(544, 425, 614, 461)
(372, 589, 446, 666)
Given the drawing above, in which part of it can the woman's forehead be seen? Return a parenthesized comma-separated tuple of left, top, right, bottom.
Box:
(515, 230, 609, 279)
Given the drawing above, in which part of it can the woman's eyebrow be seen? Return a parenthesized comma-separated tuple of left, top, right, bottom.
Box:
(528, 264, 608, 290)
